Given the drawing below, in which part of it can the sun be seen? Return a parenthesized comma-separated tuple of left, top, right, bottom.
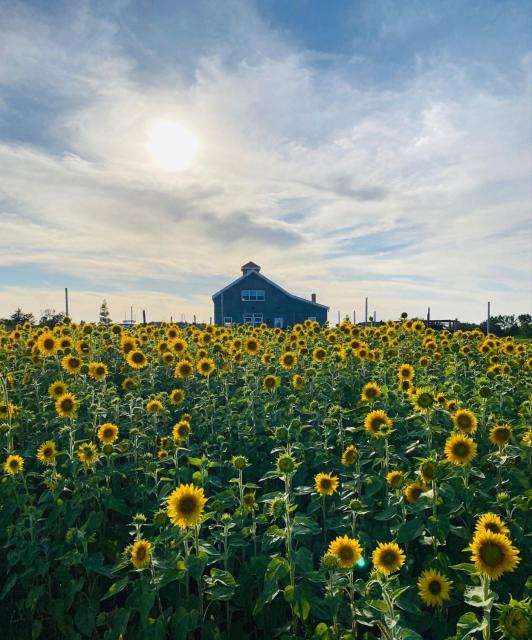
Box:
(147, 121, 198, 171)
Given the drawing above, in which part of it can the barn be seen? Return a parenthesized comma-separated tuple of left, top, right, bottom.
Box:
(212, 262, 329, 328)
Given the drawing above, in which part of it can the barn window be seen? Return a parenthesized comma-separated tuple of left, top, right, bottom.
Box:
(243, 313, 263, 325)
(223, 317, 233, 326)
(241, 289, 265, 301)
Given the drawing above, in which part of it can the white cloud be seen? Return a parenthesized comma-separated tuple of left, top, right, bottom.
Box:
(0, 1, 530, 323)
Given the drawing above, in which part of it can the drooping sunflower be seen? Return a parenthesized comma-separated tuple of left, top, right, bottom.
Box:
(404, 482, 428, 504)
(77, 442, 98, 467)
(360, 382, 381, 403)
(37, 441, 57, 466)
(474, 512, 510, 537)
(263, 374, 280, 391)
(55, 392, 78, 418)
(48, 380, 68, 399)
(97, 422, 119, 445)
(126, 349, 148, 369)
(146, 399, 164, 414)
(61, 354, 82, 375)
(121, 376, 138, 391)
(3, 453, 24, 476)
(196, 357, 216, 377)
(420, 459, 439, 483)
(328, 535, 363, 569)
(489, 423, 512, 447)
(174, 360, 193, 379)
(497, 597, 531, 640)
(341, 444, 359, 467)
(372, 542, 406, 575)
(167, 483, 207, 528)
(444, 434, 477, 465)
(279, 351, 297, 369)
(452, 409, 478, 434)
(130, 539, 152, 570)
(314, 472, 339, 496)
(172, 420, 191, 442)
(417, 569, 452, 607)
(469, 530, 520, 580)
(88, 361, 109, 381)
(364, 410, 393, 438)
(397, 363, 415, 380)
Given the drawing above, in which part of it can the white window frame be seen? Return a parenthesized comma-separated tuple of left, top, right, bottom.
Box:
(243, 313, 263, 326)
(241, 289, 265, 301)
(223, 317, 233, 326)
(274, 317, 283, 328)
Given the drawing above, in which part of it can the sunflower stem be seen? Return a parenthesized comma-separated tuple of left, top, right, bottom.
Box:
(482, 575, 491, 640)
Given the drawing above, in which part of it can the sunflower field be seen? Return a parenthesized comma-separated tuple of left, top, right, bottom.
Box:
(0, 317, 531, 640)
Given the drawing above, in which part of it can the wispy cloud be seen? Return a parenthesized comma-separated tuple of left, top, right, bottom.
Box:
(0, 0, 530, 322)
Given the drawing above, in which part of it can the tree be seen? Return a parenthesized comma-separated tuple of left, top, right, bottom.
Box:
(8, 308, 35, 327)
(39, 309, 66, 328)
(99, 300, 112, 326)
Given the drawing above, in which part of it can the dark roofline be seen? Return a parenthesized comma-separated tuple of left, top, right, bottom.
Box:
(212, 270, 329, 310)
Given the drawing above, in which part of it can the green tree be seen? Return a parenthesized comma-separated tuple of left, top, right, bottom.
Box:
(99, 299, 112, 326)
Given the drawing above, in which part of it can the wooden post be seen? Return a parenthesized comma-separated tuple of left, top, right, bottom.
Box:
(353, 309, 356, 324)
(365, 297, 368, 326)
(193, 314, 196, 325)
(373, 310, 376, 326)
(427, 307, 431, 324)
(142, 310, 146, 326)
(337, 311, 341, 324)
(487, 302, 491, 334)
(65, 288, 69, 318)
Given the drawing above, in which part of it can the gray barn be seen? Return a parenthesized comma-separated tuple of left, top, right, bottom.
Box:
(212, 262, 329, 328)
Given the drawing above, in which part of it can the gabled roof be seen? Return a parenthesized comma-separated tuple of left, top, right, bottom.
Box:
(241, 261, 261, 271)
(212, 270, 329, 310)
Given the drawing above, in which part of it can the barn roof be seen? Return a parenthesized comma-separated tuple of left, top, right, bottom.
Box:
(212, 269, 329, 310)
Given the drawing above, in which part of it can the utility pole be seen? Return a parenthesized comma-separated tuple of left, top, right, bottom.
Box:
(365, 297, 368, 326)
(373, 310, 376, 327)
(487, 302, 491, 334)
(337, 311, 341, 324)
(142, 310, 146, 326)
(427, 307, 431, 325)
(65, 288, 69, 318)
(353, 309, 356, 325)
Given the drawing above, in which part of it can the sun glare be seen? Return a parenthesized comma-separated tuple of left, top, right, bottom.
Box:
(147, 121, 198, 171)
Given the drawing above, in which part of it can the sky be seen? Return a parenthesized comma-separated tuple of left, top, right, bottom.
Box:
(0, 0, 531, 324)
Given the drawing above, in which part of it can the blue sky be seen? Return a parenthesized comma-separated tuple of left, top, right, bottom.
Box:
(0, 0, 531, 323)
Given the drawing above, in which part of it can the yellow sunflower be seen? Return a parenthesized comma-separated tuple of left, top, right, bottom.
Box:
(37, 332, 56, 356)
(364, 410, 393, 438)
(174, 360, 193, 379)
(130, 539, 152, 570)
(312, 347, 327, 363)
(397, 363, 415, 380)
(167, 483, 207, 528)
(341, 445, 359, 467)
(360, 382, 381, 403)
(3, 453, 24, 476)
(386, 470, 404, 490)
(121, 377, 138, 391)
(452, 409, 478, 434)
(469, 530, 520, 580)
(404, 482, 428, 504)
(48, 380, 68, 399)
(61, 354, 83, 375)
(372, 542, 406, 575)
(172, 420, 191, 442)
(279, 351, 298, 369)
(328, 535, 363, 569)
(146, 399, 164, 414)
(37, 441, 57, 465)
(196, 357, 216, 377)
(314, 472, 339, 496)
(169, 388, 185, 405)
(417, 569, 452, 607)
(489, 423, 512, 447)
(245, 338, 261, 356)
(55, 392, 78, 418)
(291, 374, 304, 389)
(444, 434, 477, 465)
(88, 361, 109, 381)
(77, 442, 98, 467)
(474, 512, 510, 537)
(263, 374, 280, 391)
(126, 349, 148, 369)
(413, 387, 436, 412)
(97, 422, 119, 444)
